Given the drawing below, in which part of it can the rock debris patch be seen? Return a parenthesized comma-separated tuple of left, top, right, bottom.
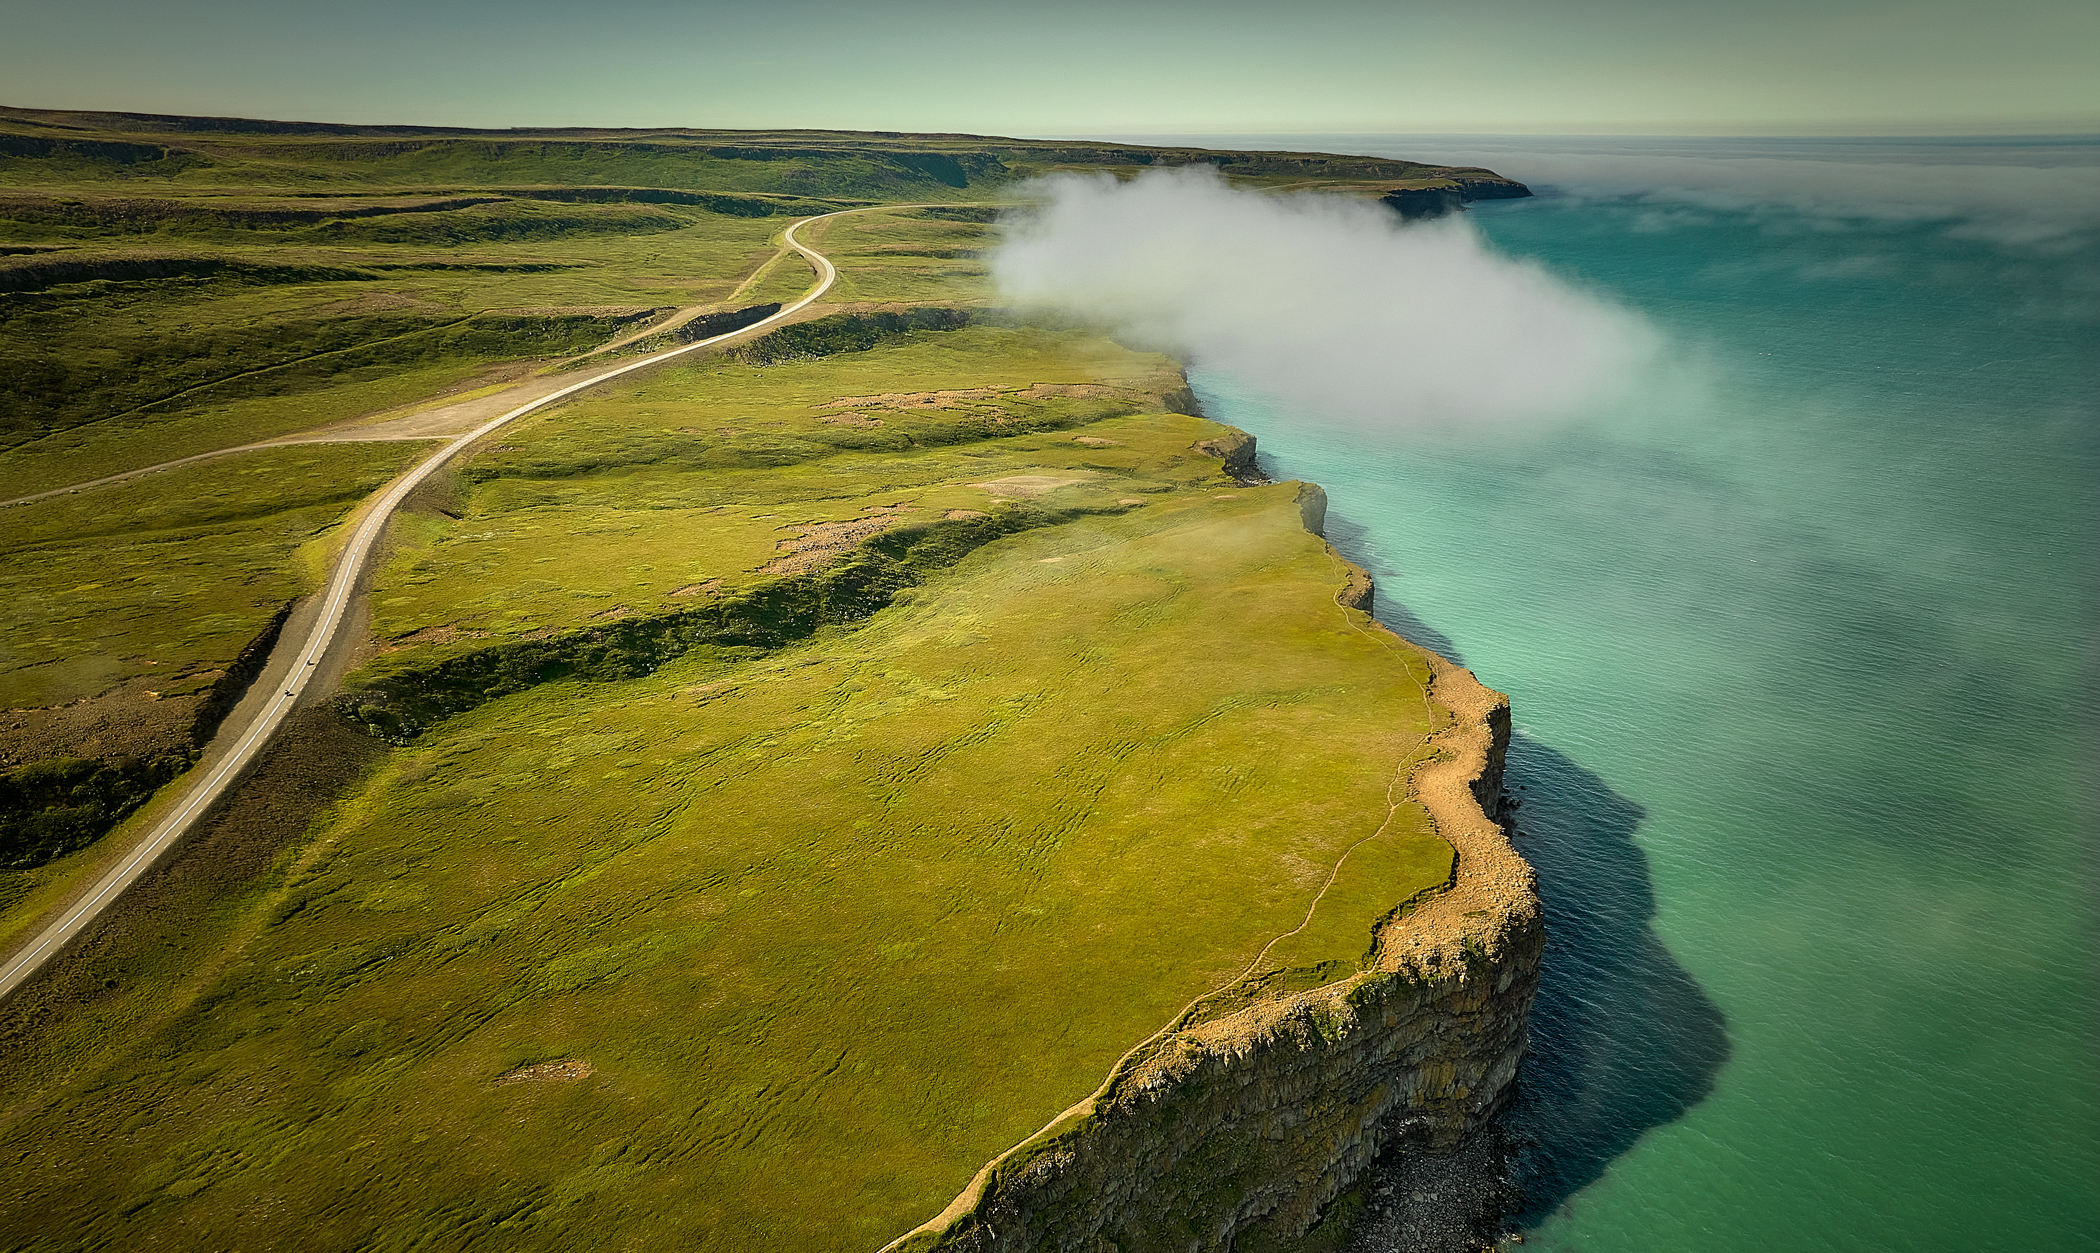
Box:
(971, 474, 1088, 498)
(493, 1058, 594, 1086)
(762, 504, 915, 575)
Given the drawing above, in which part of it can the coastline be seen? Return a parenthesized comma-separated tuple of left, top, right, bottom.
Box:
(882, 511, 1543, 1252)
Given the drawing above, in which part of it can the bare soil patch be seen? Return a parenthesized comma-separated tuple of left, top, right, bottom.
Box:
(494, 1058, 595, 1086)
(971, 475, 1088, 498)
(0, 679, 203, 772)
(762, 505, 915, 575)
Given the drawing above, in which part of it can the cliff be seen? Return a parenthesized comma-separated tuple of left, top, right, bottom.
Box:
(883, 506, 1542, 1253)
(1380, 174, 1533, 221)
(1193, 430, 1263, 484)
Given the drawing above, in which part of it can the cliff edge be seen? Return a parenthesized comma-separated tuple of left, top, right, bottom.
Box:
(884, 470, 1543, 1253)
(1380, 173, 1533, 221)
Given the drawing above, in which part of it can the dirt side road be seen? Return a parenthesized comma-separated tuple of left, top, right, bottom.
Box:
(0, 209, 859, 1002)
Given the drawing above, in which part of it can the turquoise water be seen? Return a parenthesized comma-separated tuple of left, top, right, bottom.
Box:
(1178, 137, 2098, 1250)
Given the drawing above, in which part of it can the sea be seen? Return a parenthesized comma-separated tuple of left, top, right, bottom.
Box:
(1105, 134, 2099, 1251)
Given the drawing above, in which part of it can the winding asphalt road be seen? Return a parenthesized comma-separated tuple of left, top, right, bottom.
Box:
(0, 209, 856, 1003)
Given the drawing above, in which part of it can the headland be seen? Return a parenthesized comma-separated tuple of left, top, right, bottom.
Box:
(0, 108, 1538, 1251)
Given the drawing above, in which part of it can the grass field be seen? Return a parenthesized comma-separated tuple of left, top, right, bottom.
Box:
(0, 108, 1520, 492)
(0, 431, 1454, 1252)
(0, 105, 1515, 196)
(808, 211, 991, 305)
(0, 111, 1501, 1250)
(1, 441, 430, 708)
(363, 322, 1186, 651)
(0, 208, 798, 494)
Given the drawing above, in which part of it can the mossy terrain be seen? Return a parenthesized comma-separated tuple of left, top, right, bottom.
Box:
(0, 203, 1012, 889)
(1, 441, 426, 709)
(0, 113, 1511, 1249)
(0, 441, 426, 878)
(363, 322, 1169, 650)
(803, 210, 991, 305)
(0, 353, 1455, 1248)
(0, 207, 797, 496)
(0, 104, 1520, 494)
(0, 755, 182, 871)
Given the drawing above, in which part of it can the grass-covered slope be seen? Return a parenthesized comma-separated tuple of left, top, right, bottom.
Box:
(0, 202, 798, 493)
(0, 106, 1522, 491)
(0, 120, 1513, 1247)
(0, 203, 1004, 892)
(1, 441, 424, 706)
(363, 323, 1162, 655)
(0, 104, 1523, 196)
(0, 315, 1461, 1252)
(0, 442, 428, 876)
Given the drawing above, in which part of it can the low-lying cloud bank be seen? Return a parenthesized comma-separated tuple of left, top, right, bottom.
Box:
(989, 167, 1656, 428)
(1302, 135, 2100, 250)
(1503, 152, 2100, 248)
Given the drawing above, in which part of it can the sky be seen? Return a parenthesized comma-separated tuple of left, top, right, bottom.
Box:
(2, 0, 2095, 136)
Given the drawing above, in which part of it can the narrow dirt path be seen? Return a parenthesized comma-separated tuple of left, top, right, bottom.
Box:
(572, 228, 809, 359)
(0, 219, 831, 510)
(0, 207, 876, 1002)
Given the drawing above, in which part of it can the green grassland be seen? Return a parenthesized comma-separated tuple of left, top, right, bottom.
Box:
(0, 104, 1509, 195)
(0, 359, 515, 500)
(806, 211, 990, 305)
(1, 441, 429, 709)
(0, 442, 430, 882)
(0, 105, 1518, 495)
(0, 112, 1499, 1249)
(0, 208, 1000, 746)
(0, 205, 802, 495)
(0, 406, 1455, 1252)
(0, 197, 1003, 893)
(363, 322, 1169, 651)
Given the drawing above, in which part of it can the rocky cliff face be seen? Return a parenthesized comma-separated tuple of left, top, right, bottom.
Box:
(885, 517, 1542, 1253)
(1380, 175, 1533, 221)
(1193, 430, 1264, 484)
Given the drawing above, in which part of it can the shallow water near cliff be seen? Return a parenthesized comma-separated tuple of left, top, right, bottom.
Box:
(1175, 135, 2098, 1252)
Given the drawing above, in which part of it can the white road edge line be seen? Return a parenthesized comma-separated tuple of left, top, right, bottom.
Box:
(0, 209, 861, 1002)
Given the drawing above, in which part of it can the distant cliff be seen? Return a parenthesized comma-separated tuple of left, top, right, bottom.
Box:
(0, 104, 1536, 206)
(1381, 173, 1534, 221)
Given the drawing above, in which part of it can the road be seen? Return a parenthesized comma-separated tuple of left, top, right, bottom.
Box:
(0, 209, 853, 1003)
(0, 224, 832, 510)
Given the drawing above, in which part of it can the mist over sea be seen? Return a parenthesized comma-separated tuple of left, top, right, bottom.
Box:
(1085, 135, 2099, 1250)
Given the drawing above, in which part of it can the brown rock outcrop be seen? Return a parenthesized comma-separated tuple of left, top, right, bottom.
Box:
(1192, 430, 1262, 483)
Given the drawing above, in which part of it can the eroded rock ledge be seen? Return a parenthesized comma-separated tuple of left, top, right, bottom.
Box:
(884, 504, 1543, 1253)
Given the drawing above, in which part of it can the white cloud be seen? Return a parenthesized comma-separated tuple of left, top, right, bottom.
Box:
(1467, 149, 2100, 248)
(989, 167, 1658, 428)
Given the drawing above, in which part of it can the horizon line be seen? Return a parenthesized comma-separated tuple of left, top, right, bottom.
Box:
(5, 102, 2097, 144)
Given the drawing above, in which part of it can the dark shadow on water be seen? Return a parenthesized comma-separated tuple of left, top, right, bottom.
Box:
(1497, 732, 1732, 1227)
(1339, 729, 1732, 1250)
(1304, 509, 1731, 1248)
